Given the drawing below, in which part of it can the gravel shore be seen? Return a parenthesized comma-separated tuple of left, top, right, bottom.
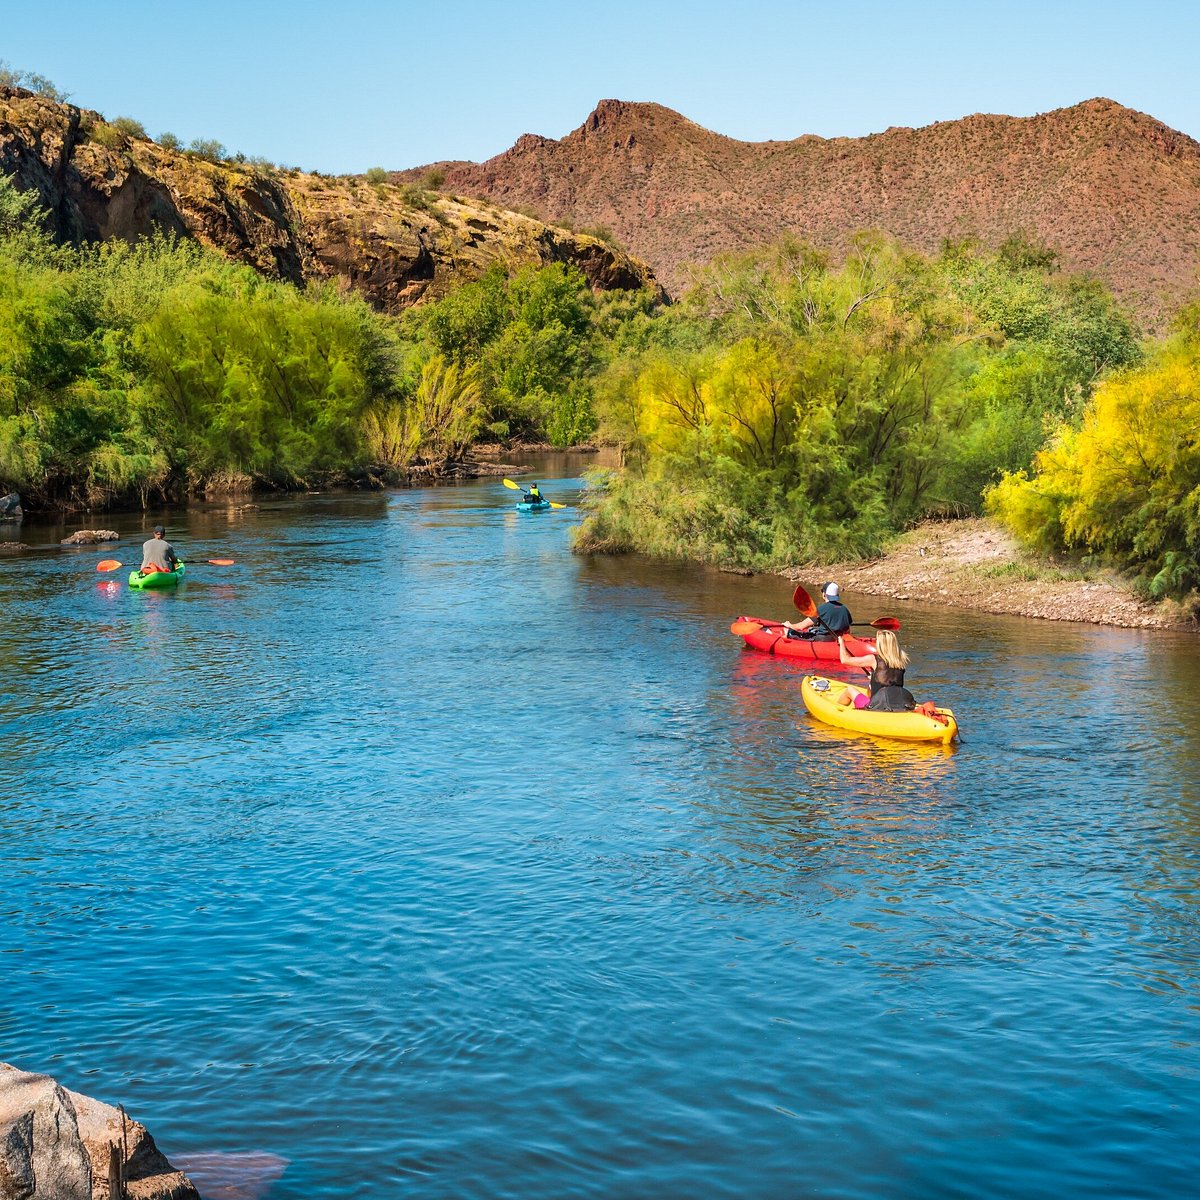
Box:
(786, 518, 1195, 631)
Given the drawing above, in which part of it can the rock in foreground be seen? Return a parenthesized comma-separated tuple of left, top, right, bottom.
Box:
(0, 1063, 198, 1200)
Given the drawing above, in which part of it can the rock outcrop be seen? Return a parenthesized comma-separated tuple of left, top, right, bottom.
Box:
(60, 530, 119, 544)
(0, 1068, 90, 1200)
(0, 1064, 198, 1200)
(0, 87, 662, 312)
(407, 96, 1200, 323)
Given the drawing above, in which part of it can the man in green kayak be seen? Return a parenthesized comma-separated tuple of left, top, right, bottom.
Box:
(781, 581, 853, 640)
(140, 525, 179, 574)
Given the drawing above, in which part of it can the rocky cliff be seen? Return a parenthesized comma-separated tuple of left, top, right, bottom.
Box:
(0, 87, 661, 310)
(407, 97, 1200, 321)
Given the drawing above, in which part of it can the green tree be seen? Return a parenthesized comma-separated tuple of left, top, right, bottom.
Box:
(577, 234, 1143, 569)
(988, 311, 1200, 597)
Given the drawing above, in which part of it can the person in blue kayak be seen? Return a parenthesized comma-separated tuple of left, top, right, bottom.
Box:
(781, 581, 852, 639)
(140, 524, 178, 574)
(522, 482, 546, 505)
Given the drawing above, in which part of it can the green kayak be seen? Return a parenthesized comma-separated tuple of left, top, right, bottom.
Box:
(129, 561, 186, 589)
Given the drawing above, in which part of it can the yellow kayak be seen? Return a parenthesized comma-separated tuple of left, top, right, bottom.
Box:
(801, 675, 958, 745)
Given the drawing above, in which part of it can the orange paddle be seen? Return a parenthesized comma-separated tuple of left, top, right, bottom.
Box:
(96, 558, 235, 572)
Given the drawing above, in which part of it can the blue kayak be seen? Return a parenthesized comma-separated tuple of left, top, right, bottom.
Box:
(516, 500, 552, 513)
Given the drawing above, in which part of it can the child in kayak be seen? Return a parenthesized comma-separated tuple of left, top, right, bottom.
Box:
(834, 629, 916, 712)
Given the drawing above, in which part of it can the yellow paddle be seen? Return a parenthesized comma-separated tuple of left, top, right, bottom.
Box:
(502, 478, 565, 508)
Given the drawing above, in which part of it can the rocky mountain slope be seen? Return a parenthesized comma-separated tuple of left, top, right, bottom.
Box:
(408, 97, 1200, 321)
(0, 87, 660, 310)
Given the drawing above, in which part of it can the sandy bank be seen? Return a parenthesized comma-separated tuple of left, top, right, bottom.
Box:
(784, 519, 1195, 631)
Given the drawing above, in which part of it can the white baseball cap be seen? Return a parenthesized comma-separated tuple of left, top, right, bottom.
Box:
(823, 582, 840, 599)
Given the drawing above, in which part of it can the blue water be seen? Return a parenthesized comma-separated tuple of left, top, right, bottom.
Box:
(3, 467, 1199, 1199)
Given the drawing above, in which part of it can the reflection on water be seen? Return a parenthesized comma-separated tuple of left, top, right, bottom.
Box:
(2, 466, 1199, 1200)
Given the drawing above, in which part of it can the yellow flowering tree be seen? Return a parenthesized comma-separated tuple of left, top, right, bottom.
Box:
(988, 312, 1200, 596)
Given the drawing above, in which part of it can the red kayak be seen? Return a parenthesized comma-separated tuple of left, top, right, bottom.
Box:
(731, 617, 876, 662)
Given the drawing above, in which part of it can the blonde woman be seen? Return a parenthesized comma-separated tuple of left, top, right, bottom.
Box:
(835, 629, 917, 712)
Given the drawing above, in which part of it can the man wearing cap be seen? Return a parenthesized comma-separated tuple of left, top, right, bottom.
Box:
(140, 525, 178, 575)
(781, 581, 852, 639)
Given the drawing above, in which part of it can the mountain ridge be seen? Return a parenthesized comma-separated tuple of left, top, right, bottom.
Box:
(0, 87, 661, 311)
(405, 96, 1200, 320)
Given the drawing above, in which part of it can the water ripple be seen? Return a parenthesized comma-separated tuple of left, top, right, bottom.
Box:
(2, 480, 1199, 1199)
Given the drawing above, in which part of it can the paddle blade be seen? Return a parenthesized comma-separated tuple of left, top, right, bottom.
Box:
(96, 559, 123, 572)
(869, 616, 900, 631)
(548, 501, 566, 509)
(502, 478, 522, 490)
(730, 620, 764, 636)
(205, 558, 236, 566)
(791, 584, 818, 619)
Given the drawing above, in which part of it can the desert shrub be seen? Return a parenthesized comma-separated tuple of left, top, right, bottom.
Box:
(159, 132, 182, 152)
(365, 167, 388, 185)
(579, 224, 621, 249)
(400, 183, 432, 211)
(89, 122, 129, 149)
(0, 60, 68, 101)
(188, 138, 226, 163)
(111, 116, 147, 139)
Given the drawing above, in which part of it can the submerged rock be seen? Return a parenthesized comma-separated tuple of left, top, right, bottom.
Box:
(171, 1151, 289, 1200)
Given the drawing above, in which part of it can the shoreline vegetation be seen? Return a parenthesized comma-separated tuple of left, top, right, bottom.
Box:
(3, 163, 1199, 620)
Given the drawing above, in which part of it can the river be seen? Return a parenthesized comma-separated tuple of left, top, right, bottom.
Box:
(2, 459, 1199, 1199)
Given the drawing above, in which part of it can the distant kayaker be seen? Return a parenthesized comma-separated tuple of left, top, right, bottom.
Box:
(834, 630, 916, 712)
(140, 525, 178, 574)
(781, 582, 852, 639)
(523, 483, 546, 505)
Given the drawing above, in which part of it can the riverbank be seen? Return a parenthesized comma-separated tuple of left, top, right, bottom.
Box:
(785, 518, 1197, 631)
(0, 445, 598, 517)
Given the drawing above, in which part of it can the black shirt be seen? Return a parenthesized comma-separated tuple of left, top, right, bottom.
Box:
(815, 599, 852, 636)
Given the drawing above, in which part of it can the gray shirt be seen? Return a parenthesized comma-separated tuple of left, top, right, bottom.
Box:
(141, 537, 177, 570)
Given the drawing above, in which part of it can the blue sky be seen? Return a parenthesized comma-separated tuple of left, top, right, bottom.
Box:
(4, 0, 1196, 174)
